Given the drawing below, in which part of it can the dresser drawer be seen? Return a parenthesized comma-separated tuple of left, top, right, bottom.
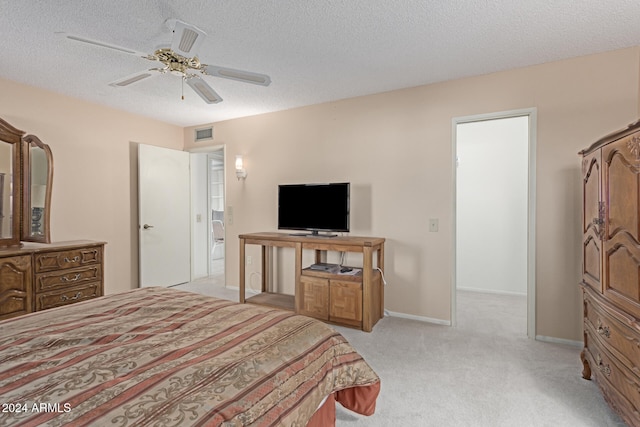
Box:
(35, 283, 102, 311)
(584, 329, 640, 425)
(35, 265, 102, 292)
(584, 288, 640, 374)
(34, 246, 102, 273)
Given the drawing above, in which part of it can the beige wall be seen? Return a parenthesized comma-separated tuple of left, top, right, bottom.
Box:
(185, 47, 640, 341)
(0, 78, 184, 294)
(1, 46, 638, 342)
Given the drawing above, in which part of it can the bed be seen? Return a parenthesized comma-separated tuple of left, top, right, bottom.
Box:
(0, 287, 380, 426)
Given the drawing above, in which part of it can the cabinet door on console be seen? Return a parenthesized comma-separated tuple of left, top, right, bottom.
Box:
(0, 255, 33, 320)
(330, 280, 363, 327)
(299, 275, 329, 320)
(602, 135, 640, 315)
(582, 150, 603, 292)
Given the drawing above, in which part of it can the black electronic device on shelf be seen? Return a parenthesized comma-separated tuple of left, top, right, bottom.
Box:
(308, 263, 339, 272)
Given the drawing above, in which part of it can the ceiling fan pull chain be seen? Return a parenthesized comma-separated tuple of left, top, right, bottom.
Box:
(181, 76, 185, 100)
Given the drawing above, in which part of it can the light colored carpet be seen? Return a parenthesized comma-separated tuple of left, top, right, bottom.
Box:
(173, 280, 625, 427)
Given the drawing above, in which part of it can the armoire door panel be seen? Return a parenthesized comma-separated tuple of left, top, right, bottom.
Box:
(604, 136, 640, 244)
(604, 235, 640, 312)
(583, 235, 601, 288)
(583, 153, 601, 235)
(582, 150, 602, 291)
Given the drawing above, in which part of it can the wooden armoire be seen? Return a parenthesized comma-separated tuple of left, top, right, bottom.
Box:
(580, 120, 640, 426)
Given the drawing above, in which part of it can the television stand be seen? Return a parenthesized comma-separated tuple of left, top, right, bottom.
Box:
(238, 232, 385, 332)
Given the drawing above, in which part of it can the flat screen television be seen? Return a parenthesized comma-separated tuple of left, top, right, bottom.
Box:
(278, 182, 350, 236)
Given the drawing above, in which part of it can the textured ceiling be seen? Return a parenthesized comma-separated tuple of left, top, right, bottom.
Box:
(2, 1, 640, 127)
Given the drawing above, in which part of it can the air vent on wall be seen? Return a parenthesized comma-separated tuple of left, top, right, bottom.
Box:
(194, 126, 213, 142)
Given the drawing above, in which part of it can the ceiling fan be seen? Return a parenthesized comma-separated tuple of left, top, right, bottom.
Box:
(60, 19, 271, 104)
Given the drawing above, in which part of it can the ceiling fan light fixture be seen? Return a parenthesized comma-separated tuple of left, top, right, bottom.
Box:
(60, 19, 269, 105)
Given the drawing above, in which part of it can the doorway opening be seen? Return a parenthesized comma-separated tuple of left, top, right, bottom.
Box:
(208, 150, 225, 279)
(189, 146, 226, 287)
(452, 109, 536, 338)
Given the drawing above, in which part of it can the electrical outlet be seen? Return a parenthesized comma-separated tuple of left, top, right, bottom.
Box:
(429, 218, 439, 232)
(246, 255, 252, 265)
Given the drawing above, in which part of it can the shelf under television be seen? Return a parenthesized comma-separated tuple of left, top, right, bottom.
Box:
(246, 292, 295, 311)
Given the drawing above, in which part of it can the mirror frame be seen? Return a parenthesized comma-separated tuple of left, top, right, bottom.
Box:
(0, 118, 23, 247)
(22, 134, 53, 243)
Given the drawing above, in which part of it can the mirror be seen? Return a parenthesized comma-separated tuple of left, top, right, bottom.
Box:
(0, 148, 11, 240)
(22, 135, 53, 243)
(0, 118, 23, 247)
(0, 149, 9, 239)
(0, 117, 54, 247)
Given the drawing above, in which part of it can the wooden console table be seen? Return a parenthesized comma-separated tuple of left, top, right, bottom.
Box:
(239, 232, 385, 332)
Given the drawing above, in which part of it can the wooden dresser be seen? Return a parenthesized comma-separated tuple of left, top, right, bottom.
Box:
(0, 240, 105, 320)
(580, 120, 640, 426)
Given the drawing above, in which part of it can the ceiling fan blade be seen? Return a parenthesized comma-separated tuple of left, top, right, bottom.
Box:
(57, 32, 148, 57)
(109, 70, 156, 87)
(203, 65, 271, 86)
(170, 20, 206, 57)
(185, 76, 223, 104)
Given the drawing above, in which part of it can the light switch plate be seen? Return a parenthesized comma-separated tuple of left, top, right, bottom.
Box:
(227, 205, 234, 225)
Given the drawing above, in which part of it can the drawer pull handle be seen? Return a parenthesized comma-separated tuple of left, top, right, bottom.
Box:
(61, 274, 82, 282)
(64, 256, 80, 263)
(60, 292, 83, 302)
(597, 321, 611, 338)
(596, 354, 611, 377)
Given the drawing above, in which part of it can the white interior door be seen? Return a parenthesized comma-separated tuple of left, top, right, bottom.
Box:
(138, 143, 190, 287)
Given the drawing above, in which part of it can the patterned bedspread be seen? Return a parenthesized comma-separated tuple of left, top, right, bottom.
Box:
(0, 287, 379, 426)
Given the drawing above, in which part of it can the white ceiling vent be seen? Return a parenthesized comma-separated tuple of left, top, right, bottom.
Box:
(194, 127, 213, 142)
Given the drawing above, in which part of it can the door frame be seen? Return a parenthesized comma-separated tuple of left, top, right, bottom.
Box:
(451, 108, 537, 338)
(188, 144, 227, 279)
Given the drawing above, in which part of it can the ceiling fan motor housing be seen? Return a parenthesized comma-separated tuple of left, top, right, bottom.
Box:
(152, 48, 203, 75)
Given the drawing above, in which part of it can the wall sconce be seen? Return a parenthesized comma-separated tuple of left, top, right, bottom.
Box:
(235, 155, 247, 180)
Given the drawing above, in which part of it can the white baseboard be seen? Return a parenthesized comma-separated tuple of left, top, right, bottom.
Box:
(535, 335, 582, 347)
(224, 286, 578, 345)
(457, 286, 527, 297)
(385, 309, 451, 326)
